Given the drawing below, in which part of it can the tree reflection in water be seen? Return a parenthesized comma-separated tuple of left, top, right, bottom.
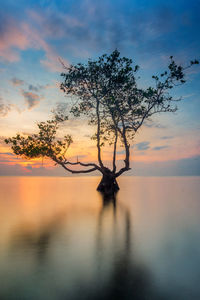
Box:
(6, 194, 166, 300)
(94, 193, 164, 300)
(9, 210, 67, 264)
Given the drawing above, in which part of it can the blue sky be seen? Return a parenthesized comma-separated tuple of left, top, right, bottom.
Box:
(0, 0, 199, 176)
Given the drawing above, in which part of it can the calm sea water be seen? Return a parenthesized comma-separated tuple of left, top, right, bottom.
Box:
(0, 176, 200, 300)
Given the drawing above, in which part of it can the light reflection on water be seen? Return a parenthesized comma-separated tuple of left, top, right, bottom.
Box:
(0, 176, 200, 300)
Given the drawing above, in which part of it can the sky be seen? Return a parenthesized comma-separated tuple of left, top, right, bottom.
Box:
(0, 0, 200, 176)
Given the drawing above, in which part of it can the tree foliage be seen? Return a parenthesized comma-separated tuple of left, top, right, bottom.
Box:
(5, 50, 199, 181)
(5, 119, 72, 160)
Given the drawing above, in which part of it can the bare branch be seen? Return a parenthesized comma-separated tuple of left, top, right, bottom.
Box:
(53, 157, 98, 174)
(96, 97, 104, 169)
(63, 160, 103, 173)
(112, 128, 118, 173)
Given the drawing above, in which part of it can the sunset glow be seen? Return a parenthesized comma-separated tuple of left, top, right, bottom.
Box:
(0, 0, 199, 176)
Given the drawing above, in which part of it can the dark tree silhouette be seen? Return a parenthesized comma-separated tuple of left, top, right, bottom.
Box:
(5, 50, 199, 196)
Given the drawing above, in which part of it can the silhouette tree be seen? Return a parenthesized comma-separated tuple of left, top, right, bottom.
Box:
(5, 50, 199, 195)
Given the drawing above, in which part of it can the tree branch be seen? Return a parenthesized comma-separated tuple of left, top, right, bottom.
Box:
(115, 134, 131, 177)
(96, 98, 104, 169)
(63, 160, 103, 173)
(53, 157, 99, 174)
(112, 128, 118, 173)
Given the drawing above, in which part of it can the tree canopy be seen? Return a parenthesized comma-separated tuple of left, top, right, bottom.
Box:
(5, 50, 199, 194)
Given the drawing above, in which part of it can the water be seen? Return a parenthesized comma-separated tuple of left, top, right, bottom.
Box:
(0, 176, 200, 300)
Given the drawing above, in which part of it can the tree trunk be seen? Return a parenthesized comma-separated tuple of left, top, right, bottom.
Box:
(97, 169, 119, 197)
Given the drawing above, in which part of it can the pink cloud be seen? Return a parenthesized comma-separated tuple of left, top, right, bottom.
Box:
(23, 23, 69, 72)
(0, 18, 29, 62)
(0, 16, 69, 72)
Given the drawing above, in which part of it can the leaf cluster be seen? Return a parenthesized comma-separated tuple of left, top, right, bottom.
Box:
(5, 119, 73, 162)
(60, 50, 199, 146)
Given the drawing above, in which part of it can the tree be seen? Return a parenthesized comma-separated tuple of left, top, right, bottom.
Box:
(5, 50, 199, 196)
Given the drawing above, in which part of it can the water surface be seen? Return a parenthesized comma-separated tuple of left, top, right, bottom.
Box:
(0, 176, 200, 300)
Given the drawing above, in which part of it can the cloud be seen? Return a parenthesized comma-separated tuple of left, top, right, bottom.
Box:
(20, 22, 69, 72)
(116, 150, 125, 155)
(29, 9, 84, 40)
(0, 151, 20, 163)
(134, 141, 150, 151)
(130, 155, 200, 176)
(1, 0, 200, 70)
(28, 84, 48, 92)
(0, 15, 29, 62)
(0, 152, 14, 156)
(160, 136, 174, 140)
(1, 155, 200, 177)
(28, 84, 41, 92)
(0, 12, 68, 71)
(21, 90, 41, 109)
(1, 0, 199, 74)
(145, 122, 166, 129)
(152, 145, 169, 151)
(11, 78, 50, 92)
(25, 0, 196, 59)
(11, 77, 24, 86)
(0, 96, 12, 117)
(29, 24, 69, 72)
